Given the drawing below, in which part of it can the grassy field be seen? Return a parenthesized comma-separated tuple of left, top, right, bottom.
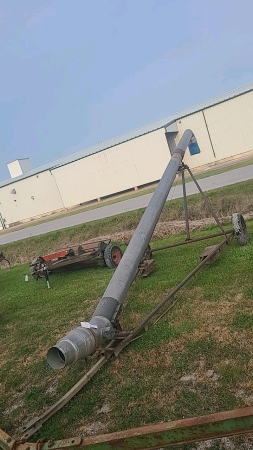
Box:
(1, 182, 253, 450)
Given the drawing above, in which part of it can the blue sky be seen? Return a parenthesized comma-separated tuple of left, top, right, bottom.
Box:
(1, 0, 253, 181)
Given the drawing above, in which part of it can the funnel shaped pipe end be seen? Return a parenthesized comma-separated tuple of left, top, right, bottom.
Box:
(47, 327, 96, 369)
(47, 346, 67, 369)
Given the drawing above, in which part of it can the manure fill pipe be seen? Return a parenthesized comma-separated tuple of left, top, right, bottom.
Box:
(47, 129, 194, 369)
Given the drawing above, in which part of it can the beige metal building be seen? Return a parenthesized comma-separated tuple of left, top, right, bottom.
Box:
(1, 83, 253, 227)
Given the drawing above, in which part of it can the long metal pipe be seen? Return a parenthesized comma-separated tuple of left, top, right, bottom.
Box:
(47, 129, 194, 369)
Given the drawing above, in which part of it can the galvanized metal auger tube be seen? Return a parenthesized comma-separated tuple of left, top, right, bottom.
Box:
(47, 129, 194, 369)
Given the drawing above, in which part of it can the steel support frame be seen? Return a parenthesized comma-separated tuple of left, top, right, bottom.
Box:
(151, 162, 231, 254)
(151, 230, 234, 253)
(1, 407, 253, 450)
(114, 232, 233, 357)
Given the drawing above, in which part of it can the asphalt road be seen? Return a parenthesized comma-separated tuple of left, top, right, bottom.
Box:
(1, 164, 252, 245)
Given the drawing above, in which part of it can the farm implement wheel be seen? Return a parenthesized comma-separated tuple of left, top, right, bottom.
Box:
(104, 244, 123, 268)
(232, 213, 249, 246)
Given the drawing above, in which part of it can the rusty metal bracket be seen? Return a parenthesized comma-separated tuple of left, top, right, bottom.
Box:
(200, 244, 221, 264)
(2, 406, 253, 450)
(138, 259, 156, 277)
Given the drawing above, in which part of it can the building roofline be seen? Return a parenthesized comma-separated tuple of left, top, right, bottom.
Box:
(1, 81, 253, 188)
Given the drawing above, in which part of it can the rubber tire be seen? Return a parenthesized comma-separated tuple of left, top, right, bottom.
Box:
(231, 213, 249, 246)
(104, 244, 123, 269)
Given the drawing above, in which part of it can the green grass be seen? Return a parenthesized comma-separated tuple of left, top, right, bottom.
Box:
(1, 217, 253, 450)
(232, 312, 253, 330)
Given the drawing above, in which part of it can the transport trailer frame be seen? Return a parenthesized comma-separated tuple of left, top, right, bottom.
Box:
(1, 406, 253, 450)
(30, 240, 123, 279)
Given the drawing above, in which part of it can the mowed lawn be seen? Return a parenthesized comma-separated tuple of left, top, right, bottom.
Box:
(1, 216, 253, 449)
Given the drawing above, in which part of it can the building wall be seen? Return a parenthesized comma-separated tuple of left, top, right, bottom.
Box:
(52, 128, 170, 207)
(203, 91, 253, 159)
(171, 111, 216, 167)
(0, 171, 64, 224)
(172, 91, 253, 165)
(1, 90, 253, 225)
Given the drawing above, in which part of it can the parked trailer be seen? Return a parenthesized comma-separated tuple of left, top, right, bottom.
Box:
(30, 240, 123, 279)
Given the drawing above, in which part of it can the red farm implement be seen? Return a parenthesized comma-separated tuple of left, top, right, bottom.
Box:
(30, 240, 123, 280)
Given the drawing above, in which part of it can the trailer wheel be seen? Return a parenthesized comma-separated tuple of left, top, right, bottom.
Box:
(104, 244, 123, 269)
(231, 213, 249, 246)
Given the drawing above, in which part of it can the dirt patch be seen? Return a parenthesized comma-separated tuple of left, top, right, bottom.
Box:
(79, 212, 253, 246)
(78, 421, 110, 436)
(84, 217, 229, 245)
(5, 399, 25, 414)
